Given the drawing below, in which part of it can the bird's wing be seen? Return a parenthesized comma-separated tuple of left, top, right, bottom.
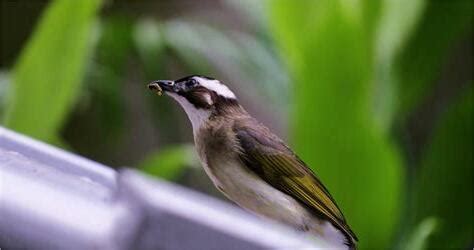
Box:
(233, 120, 357, 242)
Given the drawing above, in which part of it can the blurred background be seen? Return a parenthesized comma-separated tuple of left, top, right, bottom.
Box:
(0, 0, 472, 249)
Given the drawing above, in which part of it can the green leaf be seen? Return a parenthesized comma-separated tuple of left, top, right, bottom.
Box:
(269, 1, 403, 248)
(133, 19, 166, 77)
(85, 16, 133, 139)
(139, 144, 198, 180)
(372, 0, 426, 132)
(401, 217, 438, 250)
(3, 0, 102, 142)
(395, 1, 473, 117)
(412, 87, 473, 248)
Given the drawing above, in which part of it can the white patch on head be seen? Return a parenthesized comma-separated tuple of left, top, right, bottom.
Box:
(167, 92, 211, 134)
(195, 76, 236, 99)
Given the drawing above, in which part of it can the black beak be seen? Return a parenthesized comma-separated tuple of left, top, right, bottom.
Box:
(148, 80, 175, 94)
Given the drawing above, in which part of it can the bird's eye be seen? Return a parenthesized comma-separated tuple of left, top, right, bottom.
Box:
(186, 79, 197, 88)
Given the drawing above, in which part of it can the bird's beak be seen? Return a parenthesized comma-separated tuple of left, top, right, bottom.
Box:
(148, 80, 175, 96)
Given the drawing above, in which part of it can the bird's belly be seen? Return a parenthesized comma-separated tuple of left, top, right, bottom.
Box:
(204, 160, 348, 248)
(203, 158, 310, 229)
(198, 145, 348, 248)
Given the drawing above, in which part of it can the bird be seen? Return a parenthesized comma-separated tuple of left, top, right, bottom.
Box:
(148, 75, 358, 249)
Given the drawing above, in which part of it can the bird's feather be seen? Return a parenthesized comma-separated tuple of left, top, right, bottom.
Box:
(233, 118, 357, 244)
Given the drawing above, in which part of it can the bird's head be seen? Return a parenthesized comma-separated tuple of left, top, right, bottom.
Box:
(148, 75, 243, 132)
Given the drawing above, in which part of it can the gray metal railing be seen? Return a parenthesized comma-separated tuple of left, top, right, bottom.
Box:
(0, 127, 326, 250)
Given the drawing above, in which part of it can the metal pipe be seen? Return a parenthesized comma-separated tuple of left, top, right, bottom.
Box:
(0, 127, 322, 249)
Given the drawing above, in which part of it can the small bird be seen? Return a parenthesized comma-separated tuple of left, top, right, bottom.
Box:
(148, 75, 357, 249)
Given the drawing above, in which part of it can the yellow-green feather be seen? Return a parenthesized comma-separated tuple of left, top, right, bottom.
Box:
(234, 120, 357, 243)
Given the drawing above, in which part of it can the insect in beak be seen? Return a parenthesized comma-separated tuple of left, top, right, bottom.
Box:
(148, 82, 163, 96)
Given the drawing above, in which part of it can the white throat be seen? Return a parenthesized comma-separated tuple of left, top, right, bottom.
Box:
(168, 93, 211, 134)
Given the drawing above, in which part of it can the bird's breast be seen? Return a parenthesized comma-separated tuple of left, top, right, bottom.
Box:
(195, 127, 310, 228)
(193, 120, 349, 248)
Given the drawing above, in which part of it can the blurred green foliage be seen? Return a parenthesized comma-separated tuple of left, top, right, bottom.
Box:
(139, 144, 198, 180)
(269, 0, 472, 249)
(412, 88, 472, 248)
(270, 1, 402, 248)
(395, 1, 474, 117)
(372, 0, 425, 131)
(401, 217, 438, 250)
(0, 0, 472, 249)
(86, 16, 133, 139)
(3, 0, 101, 143)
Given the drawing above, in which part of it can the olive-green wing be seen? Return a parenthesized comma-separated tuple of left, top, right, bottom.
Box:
(234, 121, 357, 242)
